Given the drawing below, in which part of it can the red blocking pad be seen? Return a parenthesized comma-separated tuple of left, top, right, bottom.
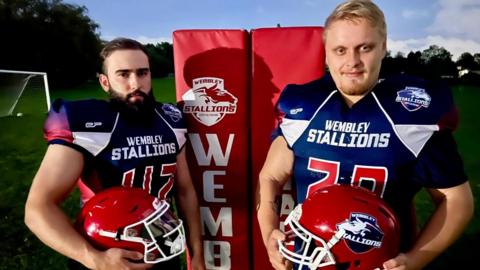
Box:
(174, 29, 250, 270)
(250, 26, 325, 270)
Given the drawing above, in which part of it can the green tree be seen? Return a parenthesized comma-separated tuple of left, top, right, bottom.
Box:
(457, 52, 479, 70)
(458, 52, 480, 84)
(381, 51, 407, 76)
(145, 42, 174, 78)
(405, 51, 423, 77)
(420, 45, 457, 79)
(474, 53, 480, 67)
(0, 0, 102, 87)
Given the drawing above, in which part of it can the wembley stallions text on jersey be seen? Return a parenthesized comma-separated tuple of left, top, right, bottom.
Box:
(274, 74, 467, 249)
(44, 99, 187, 202)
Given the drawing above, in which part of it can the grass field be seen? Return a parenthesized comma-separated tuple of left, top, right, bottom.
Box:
(414, 84, 480, 269)
(0, 77, 177, 269)
(0, 78, 478, 269)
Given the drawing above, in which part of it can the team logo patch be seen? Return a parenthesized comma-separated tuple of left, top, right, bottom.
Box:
(182, 77, 238, 126)
(336, 212, 384, 253)
(395, 87, 431, 112)
(85, 122, 102, 128)
(289, 108, 303, 115)
(162, 104, 182, 122)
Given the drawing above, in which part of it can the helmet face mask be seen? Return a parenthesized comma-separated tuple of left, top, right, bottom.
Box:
(143, 204, 186, 262)
(78, 187, 186, 264)
(279, 185, 400, 270)
(279, 205, 343, 270)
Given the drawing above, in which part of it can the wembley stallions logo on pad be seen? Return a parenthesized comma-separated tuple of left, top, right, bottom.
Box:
(182, 77, 238, 126)
(336, 212, 384, 253)
(395, 86, 431, 112)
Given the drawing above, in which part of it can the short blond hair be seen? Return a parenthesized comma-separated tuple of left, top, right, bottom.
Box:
(324, 0, 386, 41)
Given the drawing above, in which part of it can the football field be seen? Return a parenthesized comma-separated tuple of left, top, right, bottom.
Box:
(0, 79, 478, 269)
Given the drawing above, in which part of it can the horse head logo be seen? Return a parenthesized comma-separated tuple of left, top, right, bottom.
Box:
(195, 83, 237, 104)
(182, 77, 238, 126)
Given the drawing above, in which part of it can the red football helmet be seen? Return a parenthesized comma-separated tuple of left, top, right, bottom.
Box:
(76, 186, 186, 264)
(279, 185, 400, 270)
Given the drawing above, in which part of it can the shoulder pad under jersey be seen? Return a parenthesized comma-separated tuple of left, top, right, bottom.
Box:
(277, 75, 337, 121)
(44, 99, 118, 144)
(155, 102, 186, 129)
(373, 74, 458, 131)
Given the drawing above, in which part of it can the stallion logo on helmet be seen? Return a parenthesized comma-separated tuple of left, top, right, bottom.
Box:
(336, 212, 384, 253)
(182, 77, 238, 126)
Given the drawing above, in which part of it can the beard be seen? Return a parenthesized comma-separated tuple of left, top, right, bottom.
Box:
(108, 88, 157, 122)
(338, 79, 371, 96)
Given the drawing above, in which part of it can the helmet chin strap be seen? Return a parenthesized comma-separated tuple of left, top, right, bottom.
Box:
(310, 229, 346, 269)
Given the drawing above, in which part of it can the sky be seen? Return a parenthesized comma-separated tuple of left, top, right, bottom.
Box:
(64, 0, 480, 60)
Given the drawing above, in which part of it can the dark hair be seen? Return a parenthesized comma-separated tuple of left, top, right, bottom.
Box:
(100, 37, 150, 73)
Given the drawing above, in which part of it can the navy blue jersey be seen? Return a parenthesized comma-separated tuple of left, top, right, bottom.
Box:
(44, 99, 187, 203)
(274, 74, 467, 249)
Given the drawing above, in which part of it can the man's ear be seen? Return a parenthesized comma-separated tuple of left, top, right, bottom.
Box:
(99, 74, 110, 92)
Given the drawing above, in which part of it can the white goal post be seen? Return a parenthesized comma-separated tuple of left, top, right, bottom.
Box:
(0, 69, 51, 117)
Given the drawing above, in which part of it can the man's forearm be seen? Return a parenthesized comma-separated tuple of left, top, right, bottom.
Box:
(177, 191, 204, 257)
(405, 184, 474, 269)
(257, 199, 281, 247)
(25, 201, 99, 268)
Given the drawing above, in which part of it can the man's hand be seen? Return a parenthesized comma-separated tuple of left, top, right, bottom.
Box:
(90, 248, 153, 270)
(375, 253, 411, 270)
(267, 229, 293, 270)
(190, 253, 206, 270)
